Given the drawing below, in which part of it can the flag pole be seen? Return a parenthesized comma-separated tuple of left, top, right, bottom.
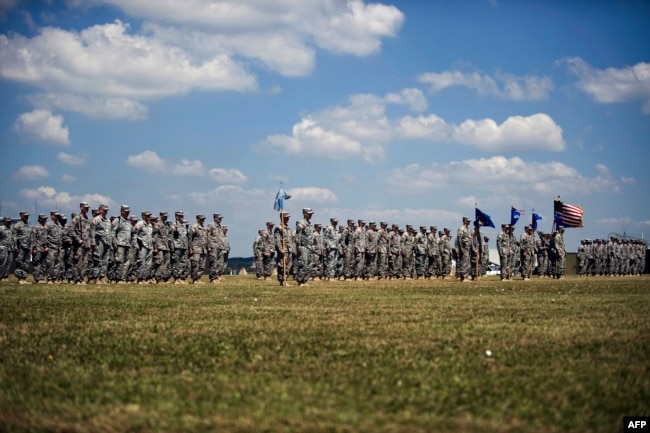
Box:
(280, 209, 287, 285)
(474, 205, 480, 280)
(530, 209, 536, 278)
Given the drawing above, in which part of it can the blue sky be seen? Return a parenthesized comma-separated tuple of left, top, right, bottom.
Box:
(1, 0, 649, 257)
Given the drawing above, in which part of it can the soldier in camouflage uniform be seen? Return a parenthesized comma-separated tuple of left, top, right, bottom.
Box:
(323, 218, 339, 281)
(152, 212, 172, 283)
(536, 231, 548, 277)
(111, 205, 132, 284)
(45, 211, 63, 284)
(125, 215, 140, 282)
(254, 229, 265, 279)
(551, 227, 566, 279)
(364, 221, 378, 280)
(13, 211, 32, 284)
(261, 221, 275, 280)
(0, 216, 15, 282)
(207, 213, 226, 283)
(414, 225, 428, 279)
(312, 223, 324, 279)
(440, 228, 452, 278)
(189, 214, 208, 284)
(30, 214, 48, 284)
(341, 219, 355, 280)
(170, 211, 190, 284)
(376, 221, 389, 280)
(70, 202, 92, 284)
(455, 217, 472, 282)
(497, 224, 511, 281)
(295, 208, 315, 286)
(387, 224, 401, 279)
(401, 225, 415, 279)
(274, 211, 294, 286)
(221, 226, 230, 276)
(519, 225, 535, 280)
(133, 211, 154, 284)
(89, 204, 111, 284)
(426, 226, 439, 279)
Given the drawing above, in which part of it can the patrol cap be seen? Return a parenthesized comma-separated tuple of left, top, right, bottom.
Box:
(51, 210, 60, 216)
(213, 213, 222, 218)
(303, 208, 314, 214)
(430, 225, 437, 230)
(281, 211, 291, 218)
(150, 215, 159, 221)
(420, 225, 426, 230)
(380, 221, 387, 226)
(330, 218, 338, 222)
(222, 225, 228, 230)
(129, 215, 138, 221)
(2, 216, 11, 222)
(59, 214, 67, 220)
(314, 223, 322, 228)
(266, 221, 274, 226)
(369, 221, 376, 225)
(160, 211, 168, 217)
(80, 201, 89, 208)
(19, 211, 29, 217)
(120, 205, 130, 211)
(347, 219, 354, 224)
(99, 204, 109, 211)
(444, 227, 450, 232)
(38, 213, 47, 220)
(196, 214, 206, 220)
(358, 219, 365, 224)
(392, 223, 399, 228)
(142, 211, 151, 217)
(175, 211, 184, 216)
(462, 216, 470, 222)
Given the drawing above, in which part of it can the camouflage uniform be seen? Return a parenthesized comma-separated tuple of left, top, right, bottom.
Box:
(439, 228, 452, 278)
(401, 225, 415, 279)
(153, 212, 172, 283)
(189, 215, 208, 283)
(294, 208, 315, 285)
(414, 226, 428, 278)
(388, 225, 401, 279)
(364, 222, 378, 279)
(312, 224, 324, 279)
(46, 212, 63, 283)
(133, 212, 154, 283)
(376, 222, 389, 279)
(90, 205, 112, 283)
(0, 217, 15, 281)
(207, 213, 226, 282)
(551, 228, 566, 278)
(323, 219, 339, 280)
(171, 211, 190, 283)
(12, 212, 32, 282)
(111, 206, 133, 283)
(253, 230, 265, 279)
(70, 203, 92, 284)
(30, 215, 49, 283)
(519, 226, 535, 280)
(274, 213, 294, 285)
(455, 217, 472, 282)
(426, 226, 440, 278)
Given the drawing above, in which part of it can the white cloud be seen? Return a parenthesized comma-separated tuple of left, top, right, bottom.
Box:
(61, 174, 77, 182)
(20, 186, 113, 210)
(561, 57, 650, 113)
(288, 187, 338, 204)
(15, 165, 49, 180)
(208, 168, 248, 184)
(13, 109, 70, 145)
(418, 69, 553, 101)
(385, 156, 625, 196)
(171, 159, 204, 176)
(262, 88, 566, 162)
(58, 152, 88, 166)
(29, 93, 148, 121)
(127, 150, 166, 173)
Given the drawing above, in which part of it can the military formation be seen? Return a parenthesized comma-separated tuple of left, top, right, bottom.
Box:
(576, 237, 646, 277)
(254, 210, 500, 286)
(0, 203, 230, 285)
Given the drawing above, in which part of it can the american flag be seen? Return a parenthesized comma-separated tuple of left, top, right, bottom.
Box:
(554, 198, 583, 228)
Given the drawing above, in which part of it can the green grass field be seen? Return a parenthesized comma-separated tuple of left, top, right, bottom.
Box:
(1, 275, 649, 433)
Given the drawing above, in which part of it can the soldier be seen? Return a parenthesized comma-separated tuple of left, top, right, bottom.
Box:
(295, 208, 315, 286)
(125, 215, 140, 282)
(312, 223, 324, 279)
(469, 224, 481, 280)
(262, 221, 275, 280)
(387, 224, 401, 279)
(481, 235, 490, 277)
(254, 229, 265, 279)
(364, 221, 378, 280)
(274, 211, 294, 286)
(89, 204, 111, 284)
(455, 217, 472, 282)
(13, 211, 32, 284)
(189, 214, 208, 284)
(323, 218, 339, 281)
(57, 213, 69, 283)
(551, 227, 566, 279)
(0, 216, 15, 282)
(170, 211, 190, 284)
(414, 225, 428, 279)
(519, 225, 535, 280)
(151, 212, 172, 283)
(577, 239, 587, 276)
(30, 214, 49, 283)
(440, 228, 452, 278)
(133, 211, 154, 284)
(45, 211, 63, 284)
(221, 225, 230, 276)
(341, 219, 355, 280)
(536, 231, 548, 277)
(426, 226, 439, 279)
(111, 205, 132, 284)
(207, 213, 226, 283)
(375, 221, 389, 280)
(70, 202, 92, 284)
(352, 219, 366, 280)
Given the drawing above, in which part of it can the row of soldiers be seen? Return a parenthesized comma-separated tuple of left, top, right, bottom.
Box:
(253, 211, 495, 285)
(0, 203, 230, 285)
(576, 237, 646, 276)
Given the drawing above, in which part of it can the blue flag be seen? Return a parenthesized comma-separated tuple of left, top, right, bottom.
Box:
(511, 207, 521, 226)
(475, 208, 495, 228)
(532, 213, 542, 230)
(273, 187, 291, 211)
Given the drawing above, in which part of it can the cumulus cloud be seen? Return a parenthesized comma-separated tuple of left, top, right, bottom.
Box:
(127, 150, 247, 183)
(418, 69, 554, 100)
(208, 168, 248, 184)
(385, 157, 625, 196)
(262, 88, 566, 161)
(61, 174, 77, 182)
(561, 57, 650, 113)
(29, 93, 148, 121)
(58, 151, 88, 166)
(15, 165, 48, 180)
(13, 109, 70, 145)
(20, 186, 113, 209)
(288, 187, 338, 204)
